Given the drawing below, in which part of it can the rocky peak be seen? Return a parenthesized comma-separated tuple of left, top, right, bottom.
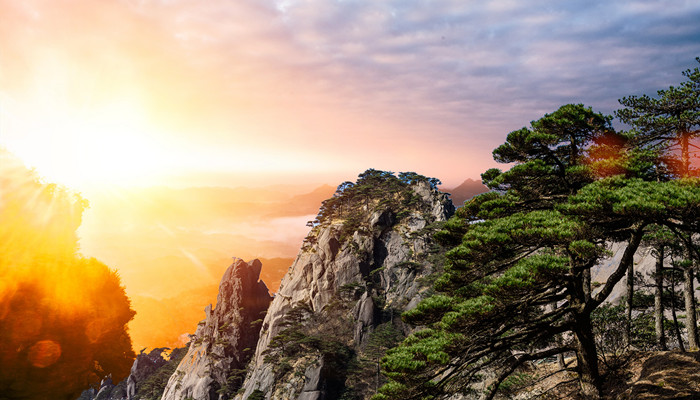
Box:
(126, 347, 169, 399)
(160, 258, 272, 400)
(235, 170, 454, 400)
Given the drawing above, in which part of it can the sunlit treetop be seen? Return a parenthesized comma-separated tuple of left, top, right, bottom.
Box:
(0, 149, 135, 399)
(617, 57, 700, 177)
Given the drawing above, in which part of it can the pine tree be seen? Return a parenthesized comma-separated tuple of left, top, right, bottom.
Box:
(617, 57, 700, 178)
(376, 105, 700, 400)
(617, 58, 700, 349)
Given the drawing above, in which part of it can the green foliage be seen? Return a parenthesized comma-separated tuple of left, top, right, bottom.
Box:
(364, 323, 404, 362)
(263, 300, 354, 381)
(343, 322, 407, 398)
(497, 372, 534, 394)
(563, 177, 700, 242)
(137, 348, 187, 400)
(339, 282, 366, 299)
(617, 57, 700, 177)
(382, 329, 462, 375)
(379, 100, 700, 400)
(486, 104, 612, 196)
(402, 295, 455, 325)
(591, 304, 627, 360)
(246, 389, 265, 400)
(591, 302, 681, 361)
(264, 291, 409, 399)
(250, 318, 264, 327)
(395, 261, 422, 270)
(630, 312, 659, 351)
(308, 169, 445, 244)
(217, 368, 249, 398)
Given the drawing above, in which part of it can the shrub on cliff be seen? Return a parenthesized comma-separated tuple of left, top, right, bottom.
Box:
(307, 169, 442, 244)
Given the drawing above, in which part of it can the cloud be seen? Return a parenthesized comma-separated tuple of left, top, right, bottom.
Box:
(1, 0, 700, 185)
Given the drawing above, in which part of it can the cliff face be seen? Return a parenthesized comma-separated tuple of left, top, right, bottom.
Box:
(235, 179, 455, 400)
(77, 376, 126, 400)
(161, 259, 272, 400)
(126, 348, 169, 399)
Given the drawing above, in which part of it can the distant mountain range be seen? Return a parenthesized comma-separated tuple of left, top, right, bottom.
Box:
(443, 177, 489, 206)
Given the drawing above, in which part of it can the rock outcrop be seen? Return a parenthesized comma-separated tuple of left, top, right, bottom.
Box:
(235, 178, 455, 400)
(161, 258, 273, 400)
(77, 375, 127, 400)
(77, 347, 185, 400)
(126, 347, 169, 399)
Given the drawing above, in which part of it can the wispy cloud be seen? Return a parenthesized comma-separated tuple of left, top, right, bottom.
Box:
(1, 0, 699, 185)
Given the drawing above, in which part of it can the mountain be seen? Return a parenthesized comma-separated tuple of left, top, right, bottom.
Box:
(234, 174, 455, 399)
(77, 347, 188, 400)
(78, 184, 329, 351)
(265, 184, 336, 218)
(443, 178, 489, 207)
(161, 259, 272, 400)
(83, 171, 700, 400)
(128, 257, 292, 351)
(85, 172, 454, 400)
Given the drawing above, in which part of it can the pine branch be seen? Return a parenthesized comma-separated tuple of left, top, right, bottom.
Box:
(589, 224, 646, 311)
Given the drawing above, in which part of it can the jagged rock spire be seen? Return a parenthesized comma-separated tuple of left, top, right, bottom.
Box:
(160, 258, 272, 400)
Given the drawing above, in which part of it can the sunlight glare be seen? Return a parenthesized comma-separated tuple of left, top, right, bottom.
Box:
(3, 98, 171, 192)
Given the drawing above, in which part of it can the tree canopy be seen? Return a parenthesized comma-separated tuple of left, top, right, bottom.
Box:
(0, 150, 136, 400)
(376, 100, 700, 400)
(617, 57, 700, 177)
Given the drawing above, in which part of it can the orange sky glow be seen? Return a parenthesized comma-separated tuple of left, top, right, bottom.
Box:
(0, 0, 503, 194)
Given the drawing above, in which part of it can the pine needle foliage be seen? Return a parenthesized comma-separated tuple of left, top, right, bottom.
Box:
(376, 103, 700, 400)
(306, 169, 442, 243)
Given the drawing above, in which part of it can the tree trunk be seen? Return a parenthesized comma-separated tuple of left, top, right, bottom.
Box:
(624, 260, 634, 348)
(573, 313, 601, 399)
(683, 267, 698, 350)
(670, 268, 686, 352)
(655, 247, 667, 350)
(681, 130, 690, 177)
(583, 268, 592, 301)
(557, 351, 566, 369)
(376, 359, 380, 393)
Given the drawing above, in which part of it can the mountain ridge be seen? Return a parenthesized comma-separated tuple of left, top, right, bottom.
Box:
(234, 173, 455, 399)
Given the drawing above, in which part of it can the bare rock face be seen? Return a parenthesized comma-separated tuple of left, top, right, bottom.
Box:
(236, 179, 455, 400)
(76, 347, 186, 400)
(161, 259, 272, 400)
(77, 375, 128, 400)
(93, 377, 115, 400)
(126, 347, 169, 399)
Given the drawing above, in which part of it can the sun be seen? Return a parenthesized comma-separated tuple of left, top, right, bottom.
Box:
(2, 98, 172, 193)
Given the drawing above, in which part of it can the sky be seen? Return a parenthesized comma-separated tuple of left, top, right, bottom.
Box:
(1, 0, 700, 191)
